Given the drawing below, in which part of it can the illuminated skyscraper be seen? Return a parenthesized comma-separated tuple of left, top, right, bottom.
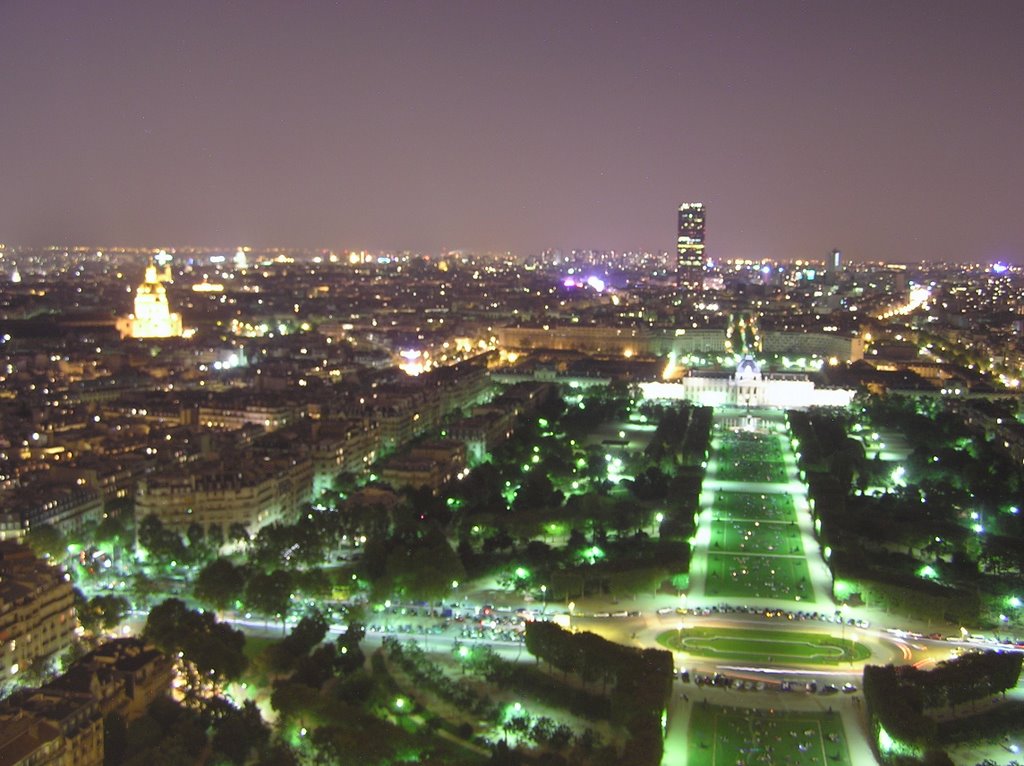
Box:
(677, 202, 705, 289)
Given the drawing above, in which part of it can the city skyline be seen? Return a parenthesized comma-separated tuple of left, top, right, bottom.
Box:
(1, 1, 1023, 262)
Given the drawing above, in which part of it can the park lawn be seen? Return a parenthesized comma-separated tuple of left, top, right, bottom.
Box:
(658, 625, 871, 664)
(707, 520, 804, 556)
(687, 703, 853, 766)
(711, 491, 796, 522)
(243, 634, 278, 660)
(715, 459, 790, 483)
(704, 552, 814, 601)
(717, 433, 785, 457)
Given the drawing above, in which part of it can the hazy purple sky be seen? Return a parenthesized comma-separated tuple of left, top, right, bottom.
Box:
(1, 1, 1022, 262)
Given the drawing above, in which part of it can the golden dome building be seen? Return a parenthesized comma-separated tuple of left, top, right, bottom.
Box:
(118, 260, 183, 339)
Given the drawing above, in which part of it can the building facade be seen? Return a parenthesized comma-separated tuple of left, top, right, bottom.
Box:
(0, 542, 77, 679)
(134, 454, 312, 535)
(640, 356, 856, 409)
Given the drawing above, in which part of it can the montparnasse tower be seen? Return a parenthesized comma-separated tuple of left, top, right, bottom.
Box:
(124, 258, 183, 338)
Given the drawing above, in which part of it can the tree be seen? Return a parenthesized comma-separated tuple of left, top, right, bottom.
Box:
(120, 697, 208, 766)
(73, 588, 94, 632)
(194, 558, 245, 612)
(129, 572, 161, 610)
(254, 743, 300, 766)
(228, 522, 250, 547)
(186, 522, 208, 560)
(266, 609, 330, 673)
(95, 516, 129, 552)
(24, 523, 66, 560)
(609, 566, 667, 599)
(291, 644, 339, 688)
(333, 471, 359, 494)
(137, 515, 187, 567)
(383, 527, 464, 601)
(513, 472, 563, 513)
(88, 594, 131, 631)
(454, 462, 505, 515)
(269, 681, 321, 726)
(244, 570, 293, 626)
(74, 590, 131, 634)
(206, 523, 224, 552)
(289, 608, 329, 651)
(143, 598, 248, 691)
(629, 467, 669, 501)
(335, 630, 366, 676)
(212, 700, 269, 766)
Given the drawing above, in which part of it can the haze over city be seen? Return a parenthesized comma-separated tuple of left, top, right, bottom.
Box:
(2, 1, 1023, 262)
(5, 5, 1024, 766)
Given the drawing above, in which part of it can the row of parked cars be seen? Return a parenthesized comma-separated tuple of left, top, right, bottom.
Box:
(676, 669, 858, 694)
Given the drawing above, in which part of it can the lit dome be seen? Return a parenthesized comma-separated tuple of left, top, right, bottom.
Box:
(735, 355, 761, 380)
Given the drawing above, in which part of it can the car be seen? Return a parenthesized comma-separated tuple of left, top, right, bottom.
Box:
(820, 684, 839, 695)
(657, 607, 674, 615)
(680, 670, 690, 683)
(805, 681, 818, 693)
(842, 683, 858, 693)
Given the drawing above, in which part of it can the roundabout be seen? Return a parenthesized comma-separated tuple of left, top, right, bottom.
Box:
(658, 625, 873, 666)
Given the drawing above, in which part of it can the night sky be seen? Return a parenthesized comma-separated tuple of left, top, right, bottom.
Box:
(2, 1, 1022, 262)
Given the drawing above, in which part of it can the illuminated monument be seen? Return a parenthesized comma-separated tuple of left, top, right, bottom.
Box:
(119, 259, 183, 339)
(640, 354, 855, 409)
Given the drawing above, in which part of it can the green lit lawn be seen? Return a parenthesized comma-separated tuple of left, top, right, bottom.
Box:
(716, 433, 785, 460)
(715, 459, 789, 483)
(713, 431, 790, 482)
(242, 635, 278, 660)
(704, 553, 813, 601)
(712, 491, 796, 522)
(659, 625, 870, 664)
(687, 703, 853, 766)
(708, 520, 804, 555)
